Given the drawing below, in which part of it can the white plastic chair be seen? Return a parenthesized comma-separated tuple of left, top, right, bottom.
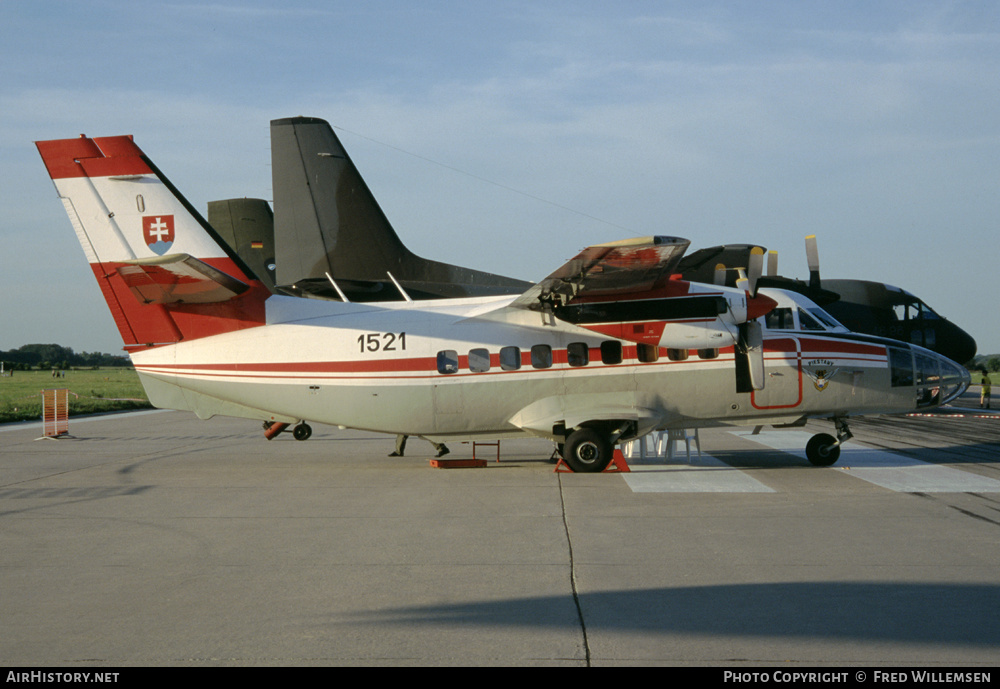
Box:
(662, 428, 701, 463)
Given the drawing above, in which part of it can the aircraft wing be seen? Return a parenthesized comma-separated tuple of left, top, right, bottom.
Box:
(116, 254, 250, 304)
(510, 236, 691, 313)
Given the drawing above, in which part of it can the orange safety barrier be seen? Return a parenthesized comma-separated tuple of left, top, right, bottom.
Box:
(41, 388, 70, 438)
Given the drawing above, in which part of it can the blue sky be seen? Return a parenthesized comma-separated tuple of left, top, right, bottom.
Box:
(2, 1, 998, 355)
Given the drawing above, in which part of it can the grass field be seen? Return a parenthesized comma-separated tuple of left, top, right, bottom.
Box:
(0, 369, 151, 424)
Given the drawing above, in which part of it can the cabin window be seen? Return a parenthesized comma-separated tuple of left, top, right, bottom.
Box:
(531, 344, 553, 369)
(500, 346, 521, 371)
(697, 348, 719, 360)
(915, 353, 940, 387)
(888, 346, 913, 387)
(437, 350, 459, 374)
(667, 348, 688, 361)
(567, 342, 589, 367)
(468, 348, 490, 373)
(909, 327, 938, 349)
(600, 341, 622, 365)
(637, 344, 659, 363)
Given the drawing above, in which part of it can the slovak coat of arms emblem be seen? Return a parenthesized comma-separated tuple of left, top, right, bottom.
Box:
(142, 215, 175, 255)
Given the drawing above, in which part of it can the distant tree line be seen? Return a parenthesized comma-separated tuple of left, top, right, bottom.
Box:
(0, 344, 130, 370)
(970, 355, 1000, 373)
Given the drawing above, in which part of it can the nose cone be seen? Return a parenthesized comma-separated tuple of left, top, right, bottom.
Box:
(746, 292, 778, 321)
(914, 346, 971, 407)
(937, 354, 972, 405)
(940, 321, 978, 366)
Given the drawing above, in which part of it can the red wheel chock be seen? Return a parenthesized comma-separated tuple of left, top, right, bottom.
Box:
(554, 449, 630, 473)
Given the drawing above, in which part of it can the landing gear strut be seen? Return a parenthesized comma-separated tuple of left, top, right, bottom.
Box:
(806, 417, 852, 467)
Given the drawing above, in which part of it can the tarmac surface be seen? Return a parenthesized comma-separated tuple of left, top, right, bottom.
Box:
(2, 388, 999, 666)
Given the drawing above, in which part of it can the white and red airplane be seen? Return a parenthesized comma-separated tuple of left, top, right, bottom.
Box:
(36, 133, 969, 472)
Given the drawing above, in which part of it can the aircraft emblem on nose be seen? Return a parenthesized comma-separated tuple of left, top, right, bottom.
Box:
(805, 359, 839, 391)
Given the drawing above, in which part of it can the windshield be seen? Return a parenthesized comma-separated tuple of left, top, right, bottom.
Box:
(797, 308, 826, 331)
(807, 307, 846, 330)
(764, 305, 844, 332)
(892, 298, 941, 321)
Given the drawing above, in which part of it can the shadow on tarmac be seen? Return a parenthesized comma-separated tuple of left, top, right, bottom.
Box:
(346, 581, 1000, 647)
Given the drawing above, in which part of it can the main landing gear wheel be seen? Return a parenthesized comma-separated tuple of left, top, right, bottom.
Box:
(563, 428, 614, 473)
(806, 433, 840, 466)
(292, 423, 313, 441)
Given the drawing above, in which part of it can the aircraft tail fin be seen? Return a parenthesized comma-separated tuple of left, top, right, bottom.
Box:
(36, 135, 270, 350)
(208, 198, 277, 293)
(269, 116, 530, 300)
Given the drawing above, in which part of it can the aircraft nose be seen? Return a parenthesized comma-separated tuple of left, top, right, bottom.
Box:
(746, 292, 778, 321)
(914, 347, 970, 407)
(942, 321, 978, 366)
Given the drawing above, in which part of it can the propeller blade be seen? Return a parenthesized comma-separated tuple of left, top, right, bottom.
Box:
(747, 246, 765, 295)
(745, 320, 765, 390)
(714, 263, 727, 286)
(805, 235, 821, 288)
(735, 320, 766, 392)
(735, 267, 748, 293)
(767, 250, 778, 277)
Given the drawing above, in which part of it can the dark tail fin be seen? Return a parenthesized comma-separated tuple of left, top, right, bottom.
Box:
(208, 198, 277, 293)
(269, 116, 530, 300)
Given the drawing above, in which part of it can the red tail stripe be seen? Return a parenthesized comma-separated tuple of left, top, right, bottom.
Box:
(36, 135, 152, 180)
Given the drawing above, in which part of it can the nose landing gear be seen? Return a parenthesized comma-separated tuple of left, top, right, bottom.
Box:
(806, 417, 853, 467)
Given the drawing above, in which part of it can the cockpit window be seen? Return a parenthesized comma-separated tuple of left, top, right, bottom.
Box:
(918, 301, 940, 320)
(797, 308, 825, 331)
(893, 299, 941, 321)
(807, 308, 844, 330)
(765, 307, 794, 330)
(763, 297, 845, 333)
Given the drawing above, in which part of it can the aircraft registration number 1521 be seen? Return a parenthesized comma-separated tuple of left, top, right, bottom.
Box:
(357, 332, 407, 353)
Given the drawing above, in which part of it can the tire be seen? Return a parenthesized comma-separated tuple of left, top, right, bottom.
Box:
(293, 423, 313, 441)
(806, 433, 840, 466)
(563, 428, 614, 473)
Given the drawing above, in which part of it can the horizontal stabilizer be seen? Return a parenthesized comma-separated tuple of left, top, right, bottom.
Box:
(117, 254, 250, 304)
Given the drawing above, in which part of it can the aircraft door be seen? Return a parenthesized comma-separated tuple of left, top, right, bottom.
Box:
(432, 349, 465, 423)
(749, 337, 802, 410)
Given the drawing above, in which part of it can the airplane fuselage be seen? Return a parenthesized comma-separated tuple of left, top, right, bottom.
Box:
(131, 292, 954, 442)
